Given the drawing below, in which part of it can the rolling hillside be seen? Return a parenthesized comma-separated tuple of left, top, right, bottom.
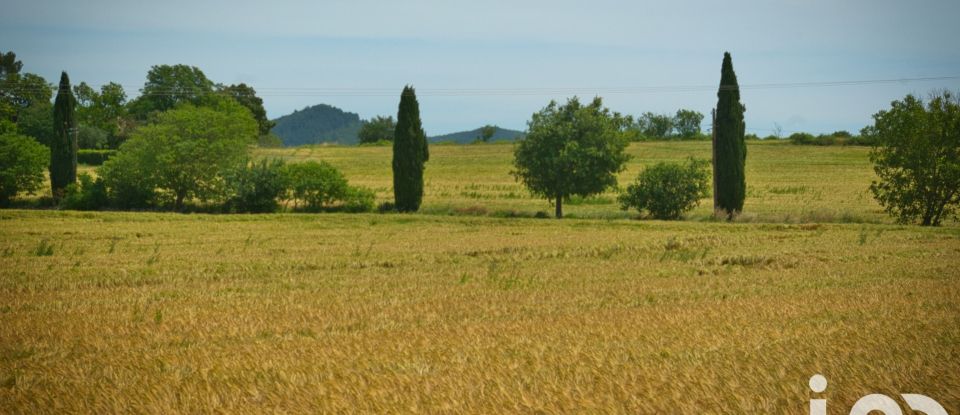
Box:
(270, 104, 364, 146)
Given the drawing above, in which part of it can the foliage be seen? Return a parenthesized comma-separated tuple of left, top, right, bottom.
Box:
(341, 186, 376, 213)
(627, 109, 705, 141)
(222, 158, 287, 213)
(61, 173, 108, 211)
(127, 64, 215, 119)
(271, 103, 364, 146)
(787, 132, 816, 145)
(281, 160, 349, 211)
(100, 100, 257, 210)
(257, 133, 284, 148)
(1, 51, 51, 123)
(0, 133, 49, 206)
(220, 83, 274, 135)
(97, 137, 158, 209)
(358, 115, 396, 144)
(635, 112, 674, 139)
(476, 124, 497, 143)
(512, 96, 630, 218)
(51, 72, 78, 201)
(73, 81, 127, 145)
(789, 131, 873, 146)
(77, 149, 117, 166)
(673, 109, 704, 138)
(714, 52, 747, 218)
(77, 124, 109, 149)
(392, 86, 429, 212)
(618, 158, 710, 219)
(865, 91, 960, 226)
(15, 101, 54, 146)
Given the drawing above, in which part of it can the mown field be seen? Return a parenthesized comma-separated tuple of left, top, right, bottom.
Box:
(2, 142, 959, 413)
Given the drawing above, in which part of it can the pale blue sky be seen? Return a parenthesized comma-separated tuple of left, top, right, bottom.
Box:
(3, 0, 959, 135)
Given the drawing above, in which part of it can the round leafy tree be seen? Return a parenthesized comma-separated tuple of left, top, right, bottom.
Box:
(513, 96, 630, 218)
(0, 133, 49, 206)
(866, 91, 960, 226)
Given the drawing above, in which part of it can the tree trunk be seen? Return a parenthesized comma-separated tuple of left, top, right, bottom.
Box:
(175, 193, 185, 211)
(555, 195, 563, 219)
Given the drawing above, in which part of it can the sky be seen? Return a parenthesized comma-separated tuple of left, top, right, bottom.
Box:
(3, 0, 959, 136)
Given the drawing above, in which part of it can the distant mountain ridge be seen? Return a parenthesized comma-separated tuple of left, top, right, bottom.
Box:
(429, 126, 525, 144)
(271, 104, 364, 146)
(270, 103, 525, 146)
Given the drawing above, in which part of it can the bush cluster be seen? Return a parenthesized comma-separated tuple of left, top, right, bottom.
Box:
(65, 157, 375, 213)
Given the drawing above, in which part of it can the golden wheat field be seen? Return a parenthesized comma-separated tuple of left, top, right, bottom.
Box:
(2, 141, 959, 413)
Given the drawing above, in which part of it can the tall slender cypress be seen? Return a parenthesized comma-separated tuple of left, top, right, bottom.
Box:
(51, 71, 77, 200)
(392, 86, 429, 212)
(714, 52, 746, 218)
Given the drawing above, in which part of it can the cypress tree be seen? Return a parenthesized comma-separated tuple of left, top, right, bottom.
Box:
(51, 71, 77, 200)
(392, 86, 429, 212)
(714, 52, 746, 218)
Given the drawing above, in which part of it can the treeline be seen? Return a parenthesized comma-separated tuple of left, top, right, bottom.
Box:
(2, 53, 280, 152)
(0, 51, 370, 212)
(625, 109, 708, 141)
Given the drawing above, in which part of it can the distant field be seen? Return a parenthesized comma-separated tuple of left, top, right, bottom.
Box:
(2, 142, 959, 413)
(258, 141, 886, 223)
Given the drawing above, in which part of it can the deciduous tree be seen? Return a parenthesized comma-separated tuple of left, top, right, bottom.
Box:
(513, 96, 630, 218)
(101, 100, 257, 210)
(866, 91, 960, 226)
(358, 115, 396, 144)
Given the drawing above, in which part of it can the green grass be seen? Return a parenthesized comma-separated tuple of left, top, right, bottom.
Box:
(1, 141, 958, 413)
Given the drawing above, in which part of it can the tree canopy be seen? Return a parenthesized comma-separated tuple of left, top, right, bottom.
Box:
(512, 96, 631, 218)
(221, 83, 274, 135)
(101, 100, 257, 209)
(866, 91, 960, 226)
(0, 51, 52, 124)
(127, 64, 215, 119)
(0, 132, 49, 206)
(358, 115, 396, 144)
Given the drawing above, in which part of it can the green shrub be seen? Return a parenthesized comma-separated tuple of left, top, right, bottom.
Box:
(98, 138, 159, 209)
(61, 173, 108, 210)
(222, 159, 287, 213)
(0, 133, 49, 207)
(618, 158, 710, 220)
(282, 161, 349, 211)
(788, 132, 816, 145)
(77, 125, 109, 149)
(77, 149, 117, 165)
(341, 186, 376, 213)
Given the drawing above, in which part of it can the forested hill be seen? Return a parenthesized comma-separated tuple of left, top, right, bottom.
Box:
(429, 126, 525, 144)
(270, 104, 364, 146)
